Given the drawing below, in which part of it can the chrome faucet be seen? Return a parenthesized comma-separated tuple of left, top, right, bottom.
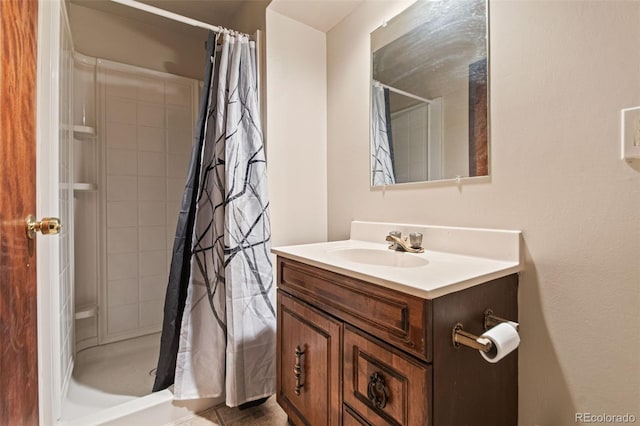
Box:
(385, 231, 424, 253)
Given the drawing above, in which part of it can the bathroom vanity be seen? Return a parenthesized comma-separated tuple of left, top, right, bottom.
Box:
(273, 222, 522, 426)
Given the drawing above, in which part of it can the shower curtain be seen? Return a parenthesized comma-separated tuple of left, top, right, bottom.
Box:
(154, 31, 275, 407)
(371, 82, 396, 185)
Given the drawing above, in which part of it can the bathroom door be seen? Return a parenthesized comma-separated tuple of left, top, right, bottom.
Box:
(0, 0, 40, 425)
(34, 1, 76, 424)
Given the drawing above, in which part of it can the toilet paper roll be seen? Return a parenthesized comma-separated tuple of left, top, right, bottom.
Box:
(476, 322, 520, 363)
(504, 320, 519, 331)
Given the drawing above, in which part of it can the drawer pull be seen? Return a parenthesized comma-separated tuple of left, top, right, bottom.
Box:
(294, 345, 304, 395)
(367, 372, 388, 409)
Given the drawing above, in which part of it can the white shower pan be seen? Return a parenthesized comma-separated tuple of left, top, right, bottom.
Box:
(59, 334, 219, 426)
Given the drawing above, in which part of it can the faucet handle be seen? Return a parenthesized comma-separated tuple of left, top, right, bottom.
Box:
(409, 232, 423, 249)
(387, 231, 402, 251)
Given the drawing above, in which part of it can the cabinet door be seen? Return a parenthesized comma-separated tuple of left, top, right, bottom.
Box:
(277, 290, 342, 425)
(344, 326, 431, 426)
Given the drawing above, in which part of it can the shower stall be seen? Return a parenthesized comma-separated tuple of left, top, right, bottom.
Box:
(65, 51, 201, 421)
(73, 53, 198, 351)
(36, 1, 265, 424)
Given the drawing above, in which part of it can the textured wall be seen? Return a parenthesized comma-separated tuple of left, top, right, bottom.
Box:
(326, 1, 640, 424)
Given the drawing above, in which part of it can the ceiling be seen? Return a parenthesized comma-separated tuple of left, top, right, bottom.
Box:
(268, 0, 362, 32)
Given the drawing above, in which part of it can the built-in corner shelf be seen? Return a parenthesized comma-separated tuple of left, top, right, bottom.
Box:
(73, 183, 98, 191)
(75, 304, 98, 320)
(73, 124, 96, 140)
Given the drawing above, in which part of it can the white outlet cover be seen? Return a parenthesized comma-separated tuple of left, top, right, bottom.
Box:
(621, 106, 640, 160)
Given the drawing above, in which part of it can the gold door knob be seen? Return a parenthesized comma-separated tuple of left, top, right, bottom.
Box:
(26, 215, 62, 240)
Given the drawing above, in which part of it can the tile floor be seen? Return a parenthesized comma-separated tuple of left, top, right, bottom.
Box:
(175, 397, 289, 426)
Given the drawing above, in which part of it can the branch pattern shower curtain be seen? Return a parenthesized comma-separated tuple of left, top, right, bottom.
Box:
(371, 82, 396, 185)
(154, 31, 274, 406)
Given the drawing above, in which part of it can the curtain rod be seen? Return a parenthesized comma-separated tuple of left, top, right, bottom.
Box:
(373, 80, 433, 105)
(109, 0, 250, 38)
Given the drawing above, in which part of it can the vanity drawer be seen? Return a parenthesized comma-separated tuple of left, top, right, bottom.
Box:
(278, 258, 431, 361)
(343, 326, 431, 426)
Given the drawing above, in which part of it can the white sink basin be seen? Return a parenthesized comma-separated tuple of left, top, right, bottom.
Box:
(272, 221, 522, 299)
(329, 248, 428, 268)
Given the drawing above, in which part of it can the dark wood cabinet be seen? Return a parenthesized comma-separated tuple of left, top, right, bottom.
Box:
(276, 257, 518, 426)
(277, 291, 342, 425)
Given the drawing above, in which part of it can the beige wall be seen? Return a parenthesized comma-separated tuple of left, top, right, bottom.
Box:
(230, 0, 269, 35)
(68, 0, 270, 79)
(266, 9, 327, 247)
(68, 3, 206, 80)
(327, 1, 640, 424)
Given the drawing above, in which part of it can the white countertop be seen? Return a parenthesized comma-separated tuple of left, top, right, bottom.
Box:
(272, 221, 523, 299)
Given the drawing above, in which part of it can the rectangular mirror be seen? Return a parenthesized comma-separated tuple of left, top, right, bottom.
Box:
(371, 0, 489, 186)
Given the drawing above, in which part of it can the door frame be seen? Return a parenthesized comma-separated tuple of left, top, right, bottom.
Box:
(36, 0, 63, 424)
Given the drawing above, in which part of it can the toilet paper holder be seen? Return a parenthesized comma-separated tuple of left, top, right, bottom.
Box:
(452, 323, 493, 352)
(483, 309, 519, 332)
(452, 309, 519, 352)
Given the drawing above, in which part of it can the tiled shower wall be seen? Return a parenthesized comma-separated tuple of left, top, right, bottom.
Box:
(99, 60, 197, 344)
